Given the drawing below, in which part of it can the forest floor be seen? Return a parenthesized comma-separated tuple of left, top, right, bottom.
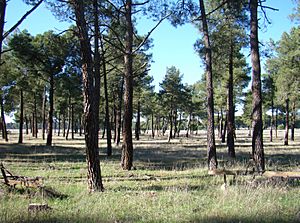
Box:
(0, 129, 299, 223)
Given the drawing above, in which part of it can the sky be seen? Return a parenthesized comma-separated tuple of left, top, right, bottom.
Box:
(3, 0, 297, 122)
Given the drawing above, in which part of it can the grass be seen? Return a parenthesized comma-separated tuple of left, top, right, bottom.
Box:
(0, 129, 299, 223)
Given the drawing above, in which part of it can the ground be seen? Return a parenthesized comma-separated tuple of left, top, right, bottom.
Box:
(0, 129, 299, 223)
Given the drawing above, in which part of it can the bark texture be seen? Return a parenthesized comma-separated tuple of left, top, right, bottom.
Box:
(250, 0, 264, 172)
(121, 0, 134, 170)
(72, 0, 103, 192)
(199, 0, 217, 170)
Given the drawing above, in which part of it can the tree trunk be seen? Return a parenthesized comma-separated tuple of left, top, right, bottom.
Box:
(275, 108, 278, 138)
(173, 109, 177, 139)
(115, 79, 123, 146)
(220, 109, 224, 139)
(227, 39, 235, 158)
(250, 0, 264, 172)
(291, 101, 295, 141)
(0, 96, 8, 141)
(100, 35, 112, 156)
(186, 113, 191, 138)
(46, 74, 54, 146)
(177, 113, 181, 137)
(199, 0, 217, 170)
(151, 112, 155, 138)
(34, 94, 38, 138)
(270, 99, 274, 142)
(58, 112, 61, 136)
(135, 100, 140, 140)
(63, 112, 66, 137)
(18, 89, 24, 143)
(168, 110, 173, 142)
(72, 0, 103, 192)
(284, 98, 289, 146)
(42, 87, 47, 140)
(121, 0, 134, 170)
(66, 97, 71, 140)
(25, 115, 29, 135)
(71, 103, 74, 140)
(79, 114, 82, 136)
(222, 118, 227, 143)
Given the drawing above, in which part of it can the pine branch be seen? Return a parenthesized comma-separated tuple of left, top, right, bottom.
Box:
(3, 0, 43, 39)
(133, 13, 171, 54)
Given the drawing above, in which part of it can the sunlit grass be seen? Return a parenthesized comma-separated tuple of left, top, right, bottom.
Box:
(0, 129, 299, 222)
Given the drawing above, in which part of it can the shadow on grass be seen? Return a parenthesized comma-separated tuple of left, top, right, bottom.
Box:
(1, 213, 298, 223)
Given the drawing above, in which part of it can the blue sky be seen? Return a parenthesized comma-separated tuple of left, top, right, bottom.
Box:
(5, 0, 297, 92)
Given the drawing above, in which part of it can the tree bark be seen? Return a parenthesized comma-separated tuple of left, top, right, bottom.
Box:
(275, 108, 278, 138)
(284, 98, 289, 146)
(34, 94, 38, 138)
(291, 101, 295, 141)
(270, 99, 274, 142)
(66, 97, 71, 140)
(71, 103, 74, 140)
(46, 74, 54, 145)
(227, 40, 235, 158)
(0, 96, 8, 141)
(121, 0, 134, 170)
(135, 100, 140, 140)
(115, 78, 124, 146)
(25, 115, 29, 135)
(168, 110, 173, 142)
(42, 87, 47, 140)
(58, 112, 61, 136)
(151, 112, 155, 138)
(250, 0, 264, 172)
(72, 0, 103, 192)
(18, 89, 24, 143)
(199, 0, 217, 170)
(100, 35, 112, 156)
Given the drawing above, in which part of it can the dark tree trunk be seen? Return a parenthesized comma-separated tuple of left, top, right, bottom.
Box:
(227, 40, 235, 158)
(135, 100, 140, 140)
(173, 109, 177, 139)
(186, 112, 191, 138)
(18, 89, 24, 143)
(151, 112, 155, 138)
(291, 101, 295, 141)
(275, 108, 278, 138)
(72, 0, 103, 192)
(270, 99, 274, 142)
(168, 110, 173, 142)
(100, 36, 112, 156)
(79, 114, 82, 136)
(71, 103, 74, 140)
(25, 115, 29, 135)
(250, 0, 264, 172)
(63, 112, 66, 137)
(162, 117, 166, 136)
(46, 74, 54, 145)
(222, 118, 227, 143)
(199, 0, 217, 170)
(217, 111, 221, 139)
(42, 87, 47, 140)
(121, 0, 134, 170)
(0, 96, 8, 141)
(66, 97, 71, 140)
(115, 79, 124, 146)
(284, 98, 289, 146)
(58, 112, 61, 136)
(34, 95, 38, 138)
(220, 109, 224, 139)
(177, 113, 181, 137)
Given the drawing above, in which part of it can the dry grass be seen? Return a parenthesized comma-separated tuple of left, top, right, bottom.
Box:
(0, 129, 299, 223)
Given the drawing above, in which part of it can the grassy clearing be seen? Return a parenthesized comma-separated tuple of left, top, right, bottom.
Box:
(0, 129, 299, 223)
